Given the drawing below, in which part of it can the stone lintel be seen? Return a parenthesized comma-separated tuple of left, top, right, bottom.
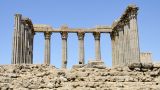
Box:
(33, 24, 112, 33)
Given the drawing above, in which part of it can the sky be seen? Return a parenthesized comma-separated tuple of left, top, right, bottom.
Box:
(0, 0, 160, 68)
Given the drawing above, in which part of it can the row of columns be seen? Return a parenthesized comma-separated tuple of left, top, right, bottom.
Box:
(12, 14, 34, 64)
(44, 31, 101, 68)
(12, 5, 140, 68)
(111, 8, 140, 67)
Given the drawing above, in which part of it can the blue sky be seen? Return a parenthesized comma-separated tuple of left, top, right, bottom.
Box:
(0, 0, 160, 68)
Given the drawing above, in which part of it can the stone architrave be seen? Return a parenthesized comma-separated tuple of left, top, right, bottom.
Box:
(77, 32, 85, 64)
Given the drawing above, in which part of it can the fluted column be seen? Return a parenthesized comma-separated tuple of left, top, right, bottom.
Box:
(44, 32, 52, 65)
(129, 8, 140, 64)
(123, 22, 127, 65)
(93, 32, 101, 61)
(28, 29, 34, 64)
(61, 32, 68, 68)
(24, 25, 28, 64)
(114, 32, 118, 66)
(12, 27, 16, 64)
(77, 32, 85, 64)
(119, 29, 123, 66)
(123, 19, 130, 65)
(12, 14, 22, 64)
(110, 32, 115, 66)
(117, 32, 120, 66)
(30, 32, 34, 64)
(20, 23, 25, 64)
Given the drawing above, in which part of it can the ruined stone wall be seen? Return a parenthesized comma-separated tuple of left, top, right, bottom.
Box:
(140, 52, 152, 63)
(0, 64, 160, 90)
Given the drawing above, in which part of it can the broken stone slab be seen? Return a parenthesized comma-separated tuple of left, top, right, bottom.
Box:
(128, 63, 142, 70)
(92, 65, 106, 69)
(128, 62, 153, 71)
(87, 60, 106, 69)
(153, 63, 160, 68)
(141, 63, 153, 69)
(150, 70, 160, 77)
(72, 64, 86, 69)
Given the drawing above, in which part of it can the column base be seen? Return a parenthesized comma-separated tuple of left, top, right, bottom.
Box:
(87, 60, 106, 69)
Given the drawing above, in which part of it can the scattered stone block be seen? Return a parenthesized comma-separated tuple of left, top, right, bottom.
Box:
(87, 60, 106, 69)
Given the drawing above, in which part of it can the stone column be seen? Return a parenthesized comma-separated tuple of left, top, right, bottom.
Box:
(12, 14, 22, 64)
(28, 29, 33, 64)
(123, 22, 127, 65)
(110, 32, 115, 66)
(44, 32, 52, 65)
(123, 19, 130, 65)
(61, 32, 68, 68)
(20, 23, 25, 64)
(12, 27, 16, 64)
(93, 32, 101, 61)
(129, 8, 140, 64)
(24, 25, 28, 64)
(121, 30, 125, 66)
(117, 31, 120, 66)
(77, 32, 85, 64)
(119, 29, 123, 66)
(30, 32, 35, 64)
(114, 32, 118, 66)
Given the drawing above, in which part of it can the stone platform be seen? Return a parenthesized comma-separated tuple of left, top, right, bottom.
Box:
(0, 64, 160, 90)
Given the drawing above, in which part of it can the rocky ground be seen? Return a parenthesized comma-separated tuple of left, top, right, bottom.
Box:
(0, 63, 160, 90)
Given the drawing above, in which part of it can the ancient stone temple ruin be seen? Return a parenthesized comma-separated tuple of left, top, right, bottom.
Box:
(1, 4, 159, 90)
(12, 5, 145, 68)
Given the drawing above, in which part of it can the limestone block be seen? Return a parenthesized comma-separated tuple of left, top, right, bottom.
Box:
(128, 63, 142, 70)
(153, 63, 160, 68)
(87, 60, 106, 69)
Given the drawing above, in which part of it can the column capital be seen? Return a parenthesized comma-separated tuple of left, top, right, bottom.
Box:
(124, 18, 130, 25)
(93, 32, 100, 40)
(77, 32, 85, 40)
(110, 31, 117, 40)
(61, 32, 68, 40)
(44, 32, 52, 39)
(128, 9, 138, 20)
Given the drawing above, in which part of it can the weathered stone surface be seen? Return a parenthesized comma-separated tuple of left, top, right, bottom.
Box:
(153, 63, 160, 68)
(141, 63, 153, 69)
(128, 63, 142, 70)
(72, 64, 86, 69)
(0, 65, 160, 89)
(87, 60, 106, 69)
